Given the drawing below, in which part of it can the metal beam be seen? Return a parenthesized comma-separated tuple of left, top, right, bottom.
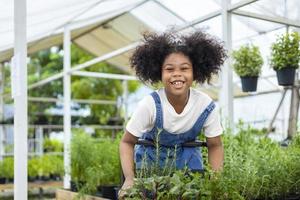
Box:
(0, 64, 4, 161)
(28, 42, 140, 90)
(228, 0, 259, 11)
(28, 96, 117, 105)
(177, 10, 221, 31)
(69, 0, 149, 30)
(28, 72, 63, 90)
(69, 42, 140, 73)
(178, 0, 260, 31)
(233, 10, 300, 28)
(219, 0, 234, 130)
(72, 71, 137, 80)
(63, 25, 71, 189)
(152, 0, 188, 23)
(13, 0, 28, 198)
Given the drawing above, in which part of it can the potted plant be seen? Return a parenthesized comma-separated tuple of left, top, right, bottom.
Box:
(0, 160, 6, 184)
(95, 138, 121, 200)
(71, 131, 98, 192)
(232, 44, 264, 92)
(28, 157, 40, 182)
(270, 31, 300, 86)
(2, 157, 14, 183)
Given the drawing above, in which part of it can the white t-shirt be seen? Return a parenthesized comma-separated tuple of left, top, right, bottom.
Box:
(126, 88, 223, 138)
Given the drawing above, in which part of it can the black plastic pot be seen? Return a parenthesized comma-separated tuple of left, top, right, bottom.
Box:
(276, 67, 296, 86)
(0, 177, 6, 184)
(100, 185, 119, 200)
(240, 76, 258, 92)
(70, 180, 86, 192)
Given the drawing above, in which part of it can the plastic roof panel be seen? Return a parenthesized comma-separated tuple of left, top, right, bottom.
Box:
(238, 0, 300, 21)
(0, 0, 144, 61)
(160, 0, 221, 22)
(130, 1, 185, 31)
(73, 13, 150, 73)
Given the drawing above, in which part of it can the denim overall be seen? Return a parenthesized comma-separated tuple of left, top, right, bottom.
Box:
(134, 91, 216, 171)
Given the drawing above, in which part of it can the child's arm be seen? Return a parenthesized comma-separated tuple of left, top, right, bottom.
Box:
(206, 135, 224, 171)
(119, 130, 138, 189)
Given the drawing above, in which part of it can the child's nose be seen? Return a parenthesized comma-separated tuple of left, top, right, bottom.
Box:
(173, 69, 182, 76)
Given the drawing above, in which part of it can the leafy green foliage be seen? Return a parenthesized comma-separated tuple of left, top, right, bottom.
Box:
(71, 131, 121, 195)
(1, 157, 14, 179)
(123, 123, 300, 200)
(27, 155, 64, 179)
(270, 31, 300, 70)
(232, 44, 263, 77)
(43, 138, 63, 152)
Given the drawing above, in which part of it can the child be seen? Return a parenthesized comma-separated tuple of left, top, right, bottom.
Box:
(119, 30, 226, 193)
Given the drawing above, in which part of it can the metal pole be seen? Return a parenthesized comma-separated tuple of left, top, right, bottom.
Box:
(219, 0, 234, 131)
(267, 88, 288, 135)
(63, 25, 71, 189)
(0, 64, 4, 161)
(122, 80, 128, 124)
(36, 126, 43, 156)
(13, 0, 28, 198)
(287, 83, 300, 139)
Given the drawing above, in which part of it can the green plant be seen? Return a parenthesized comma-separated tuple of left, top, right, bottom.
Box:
(28, 157, 40, 178)
(0, 160, 4, 177)
(1, 157, 14, 179)
(123, 122, 300, 200)
(270, 31, 300, 70)
(95, 137, 121, 185)
(43, 138, 63, 152)
(71, 131, 98, 184)
(232, 44, 264, 77)
(71, 131, 121, 196)
(40, 155, 54, 178)
(50, 155, 64, 178)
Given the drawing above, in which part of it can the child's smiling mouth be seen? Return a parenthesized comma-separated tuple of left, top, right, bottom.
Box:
(170, 80, 185, 88)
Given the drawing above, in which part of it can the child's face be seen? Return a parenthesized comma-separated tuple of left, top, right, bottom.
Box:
(161, 53, 193, 97)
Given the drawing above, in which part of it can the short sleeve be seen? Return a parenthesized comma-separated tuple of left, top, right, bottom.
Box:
(126, 95, 155, 138)
(203, 105, 223, 138)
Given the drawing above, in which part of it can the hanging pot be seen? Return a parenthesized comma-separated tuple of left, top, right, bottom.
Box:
(240, 76, 258, 92)
(276, 67, 296, 86)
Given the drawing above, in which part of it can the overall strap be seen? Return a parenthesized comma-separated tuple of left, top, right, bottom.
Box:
(192, 101, 216, 133)
(150, 92, 163, 129)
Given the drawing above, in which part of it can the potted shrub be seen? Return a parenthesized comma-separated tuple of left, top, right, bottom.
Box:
(2, 157, 14, 183)
(70, 131, 121, 199)
(71, 132, 97, 192)
(0, 160, 6, 184)
(232, 44, 264, 92)
(28, 157, 40, 182)
(270, 31, 300, 86)
(43, 138, 63, 153)
(95, 138, 121, 200)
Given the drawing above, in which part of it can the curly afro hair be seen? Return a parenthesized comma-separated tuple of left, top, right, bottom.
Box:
(130, 30, 227, 84)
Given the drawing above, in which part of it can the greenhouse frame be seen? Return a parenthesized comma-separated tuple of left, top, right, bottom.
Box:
(0, 0, 300, 199)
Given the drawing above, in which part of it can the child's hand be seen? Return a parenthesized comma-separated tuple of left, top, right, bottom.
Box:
(118, 178, 134, 199)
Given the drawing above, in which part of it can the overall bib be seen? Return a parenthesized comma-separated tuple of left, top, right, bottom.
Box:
(134, 92, 215, 171)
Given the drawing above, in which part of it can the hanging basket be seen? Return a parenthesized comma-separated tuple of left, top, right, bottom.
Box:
(276, 67, 296, 86)
(240, 76, 258, 92)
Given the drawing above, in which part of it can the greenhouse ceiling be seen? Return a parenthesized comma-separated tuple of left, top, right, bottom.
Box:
(1, 0, 300, 99)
